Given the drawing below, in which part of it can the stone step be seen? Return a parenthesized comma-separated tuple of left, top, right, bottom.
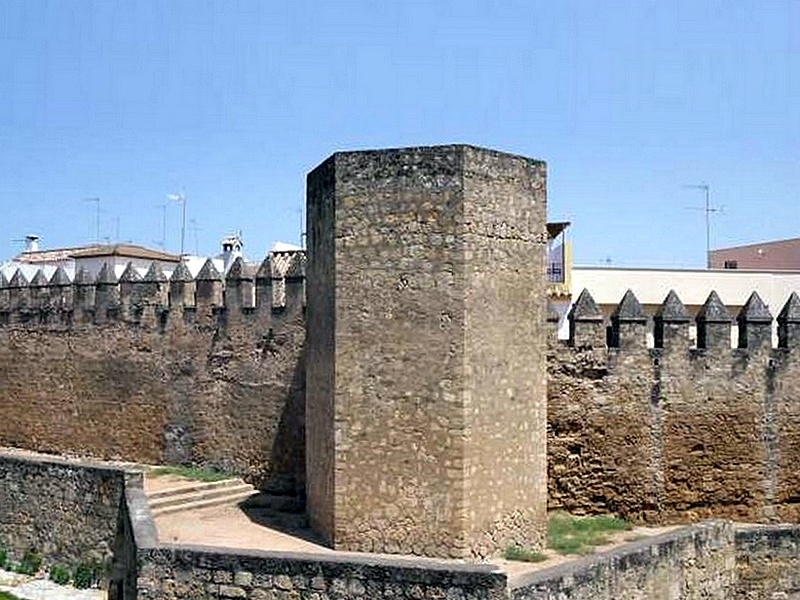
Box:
(149, 482, 256, 511)
(147, 477, 245, 501)
(150, 487, 258, 517)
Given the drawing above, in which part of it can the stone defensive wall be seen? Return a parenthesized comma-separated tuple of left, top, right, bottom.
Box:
(0, 251, 307, 491)
(548, 287, 800, 525)
(2, 450, 799, 599)
(7, 251, 800, 529)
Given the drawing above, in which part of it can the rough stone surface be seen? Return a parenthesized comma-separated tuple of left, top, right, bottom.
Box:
(136, 546, 509, 600)
(8, 448, 800, 599)
(550, 292, 800, 525)
(306, 145, 548, 558)
(0, 452, 125, 565)
(735, 525, 800, 598)
(511, 521, 735, 599)
(0, 256, 306, 491)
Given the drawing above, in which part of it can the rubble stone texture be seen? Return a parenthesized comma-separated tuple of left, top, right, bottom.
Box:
(0, 254, 306, 493)
(548, 289, 800, 526)
(306, 145, 549, 558)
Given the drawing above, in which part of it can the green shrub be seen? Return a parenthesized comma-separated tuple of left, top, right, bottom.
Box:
(0, 591, 22, 600)
(0, 547, 6, 569)
(49, 564, 71, 585)
(503, 545, 548, 563)
(73, 561, 101, 589)
(17, 548, 42, 575)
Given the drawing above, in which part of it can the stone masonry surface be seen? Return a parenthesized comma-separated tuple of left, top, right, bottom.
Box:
(8, 431, 800, 598)
(0, 451, 126, 565)
(735, 525, 800, 598)
(511, 521, 735, 600)
(548, 289, 800, 525)
(306, 146, 548, 559)
(9, 276, 800, 536)
(0, 254, 306, 492)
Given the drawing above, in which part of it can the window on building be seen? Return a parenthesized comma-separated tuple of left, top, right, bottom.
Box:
(724, 260, 738, 270)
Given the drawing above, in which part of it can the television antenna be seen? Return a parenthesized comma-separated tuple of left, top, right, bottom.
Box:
(83, 197, 101, 243)
(188, 218, 201, 255)
(683, 184, 723, 269)
(154, 203, 167, 249)
(167, 192, 187, 256)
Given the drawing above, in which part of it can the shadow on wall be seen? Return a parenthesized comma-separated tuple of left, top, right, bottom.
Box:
(267, 341, 306, 495)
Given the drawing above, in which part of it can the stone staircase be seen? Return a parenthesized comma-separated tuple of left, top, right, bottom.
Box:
(147, 477, 258, 517)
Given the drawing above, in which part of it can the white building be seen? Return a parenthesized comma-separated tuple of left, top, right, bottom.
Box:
(2, 241, 181, 282)
(551, 265, 800, 345)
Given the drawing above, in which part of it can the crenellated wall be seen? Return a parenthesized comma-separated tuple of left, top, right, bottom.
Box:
(548, 287, 800, 524)
(7, 245, 800, 527)
(0, 251, 307, 491)
(8, 249, 800, 525)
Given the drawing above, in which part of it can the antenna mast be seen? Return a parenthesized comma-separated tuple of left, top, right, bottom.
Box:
(167, 193, 187, 256)
(158, 203, 167, 249)
(84, 197, 101, 243)
(684, 184, 720, 268)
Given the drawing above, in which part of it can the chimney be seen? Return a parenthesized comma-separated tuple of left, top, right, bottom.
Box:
(24, 235, 40, 253)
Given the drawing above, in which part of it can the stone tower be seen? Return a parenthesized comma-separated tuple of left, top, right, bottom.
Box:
(306, 145, 548, 559)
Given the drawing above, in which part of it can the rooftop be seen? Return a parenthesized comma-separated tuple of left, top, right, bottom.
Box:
(17, 243, 181, 264)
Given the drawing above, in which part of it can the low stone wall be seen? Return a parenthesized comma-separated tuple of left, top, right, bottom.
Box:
(734, 525, 800, 599)
(135, 546, 508, 600)
(8, 450, 800, 599)
(511, 522, 735, 600)
(0, 450, 127, 565)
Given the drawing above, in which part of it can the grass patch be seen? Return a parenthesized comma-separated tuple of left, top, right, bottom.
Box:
(0, 591, 22, 600)
(503, 545, 548, 563)
(149, 465, 229, 482)
(547, 512, 632, 556)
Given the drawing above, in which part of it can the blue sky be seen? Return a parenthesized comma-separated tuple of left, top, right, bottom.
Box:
(1, 1, 797, 267)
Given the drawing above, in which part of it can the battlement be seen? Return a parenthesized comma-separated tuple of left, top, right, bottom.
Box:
(0, 250, 306, 329)
(563, 288, 800, 353)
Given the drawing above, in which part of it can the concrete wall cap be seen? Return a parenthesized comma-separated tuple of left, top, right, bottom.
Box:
(196, 259, 223, 281)
(654, 290, 691, 323)
(9, 269, 28, 288)
(49, 266, 71, 286)
(142, 262, 167, 283)
(119, 262, 142, 283)
(95, 262, 117, 285)
(568, 288, 603, 321)
(30, 269, 49, 287)
(611, 289, 647, 323)
(255, 256, 273, 281)
(170, 261, 193, 283)
(225, 257, 250, 282)
(696, 291, 731, 323)
(778, 292, 800, 324)
(737, 291, 773, 324)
